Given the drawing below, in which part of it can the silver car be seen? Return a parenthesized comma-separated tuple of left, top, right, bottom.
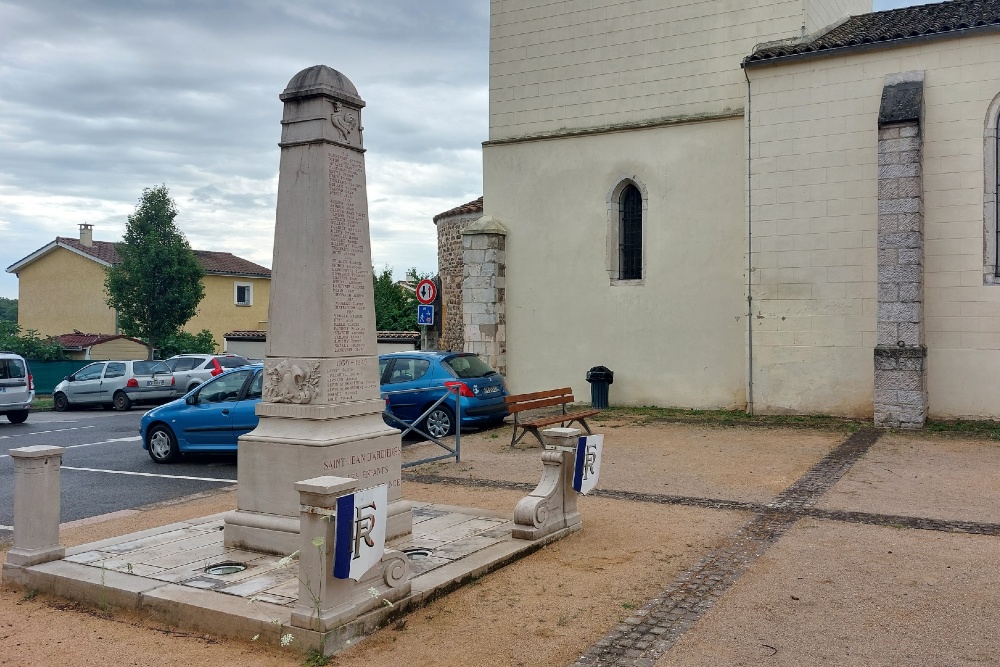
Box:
(53, 359, 175, 411)
(164, 354, 250, 396)
(0, 352, 34, 423)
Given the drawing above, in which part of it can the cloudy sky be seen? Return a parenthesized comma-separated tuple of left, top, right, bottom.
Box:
(0, 0, 930, 299)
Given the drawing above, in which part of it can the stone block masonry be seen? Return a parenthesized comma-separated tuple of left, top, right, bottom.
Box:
(461, 216, 507, 378)
(874, 71, 926, 429)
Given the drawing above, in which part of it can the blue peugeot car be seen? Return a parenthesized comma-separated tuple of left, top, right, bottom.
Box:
(141, 364, 262, 463)
(379, 351, 508, 438)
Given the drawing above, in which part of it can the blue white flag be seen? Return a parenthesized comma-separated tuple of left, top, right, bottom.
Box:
(333, 484, 388, 580)
(572, 434, 603, 495)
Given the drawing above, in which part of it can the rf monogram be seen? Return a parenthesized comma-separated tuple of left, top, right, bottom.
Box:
(582, 443, 598, 480)
(352, 501, 377, 560)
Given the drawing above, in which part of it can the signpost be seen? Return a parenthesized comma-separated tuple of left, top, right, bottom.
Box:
(416, 279, 437, 350)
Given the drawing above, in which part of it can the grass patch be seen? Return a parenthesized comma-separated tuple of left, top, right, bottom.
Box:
(923, 418, 1000, 440)
(31, 394, 53, 411)
(593, 406, 865, 432)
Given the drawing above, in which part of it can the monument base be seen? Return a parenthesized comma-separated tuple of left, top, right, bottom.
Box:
(4, 545, 65, 568)
(223, 500, 413, 556)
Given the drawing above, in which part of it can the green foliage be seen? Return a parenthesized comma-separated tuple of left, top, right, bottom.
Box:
(373, 266, 431, 331)
(157, 329, 218, 359)
(0, 297, 17, 323)
(104, 185, 205, 359)
(0, 321, 67, 361)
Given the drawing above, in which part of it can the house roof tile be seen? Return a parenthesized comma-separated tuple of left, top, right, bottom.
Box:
(433, 197, 484, 223)
(56, 331, 146, 348)
(53, 238, 271, 277)
(745, 0, 1000, 66)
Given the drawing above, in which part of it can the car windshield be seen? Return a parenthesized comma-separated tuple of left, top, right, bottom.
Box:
(444, 355, 497, 379)
(134, 361, 170, 375)
(217, 356, 250, 368)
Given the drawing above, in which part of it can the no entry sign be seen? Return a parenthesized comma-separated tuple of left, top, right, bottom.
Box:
(416, 278, 437, 305)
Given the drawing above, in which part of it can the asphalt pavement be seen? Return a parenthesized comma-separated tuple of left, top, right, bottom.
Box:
(0, 408, 236, 538)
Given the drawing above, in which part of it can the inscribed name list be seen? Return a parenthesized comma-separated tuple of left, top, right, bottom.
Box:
(328, 149, 373, 357)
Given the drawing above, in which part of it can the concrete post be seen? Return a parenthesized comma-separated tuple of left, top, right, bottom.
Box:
(290, 476, 410, 638)
(512, 427, 583, 540)
(5, 446, 66, 567)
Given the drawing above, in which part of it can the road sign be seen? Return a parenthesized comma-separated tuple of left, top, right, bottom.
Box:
(416, 278, 437, 305)
(417, 304, 434, 326)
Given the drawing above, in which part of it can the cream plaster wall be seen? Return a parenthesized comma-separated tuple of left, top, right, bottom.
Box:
(803, 0, 868, 35)
(16, 248, 116, 337)
(483, 118, 747, 407)
(747, 33, 1000, 418)
(489, 0, 869, 141)
(185, 274, 271, 350)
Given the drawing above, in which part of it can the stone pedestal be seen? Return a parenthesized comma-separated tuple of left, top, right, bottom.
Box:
(289, 476, 410, 636)
(4, 446, 65, 568)
(225, 65, 411, 555)
(512, 427, 582, 540)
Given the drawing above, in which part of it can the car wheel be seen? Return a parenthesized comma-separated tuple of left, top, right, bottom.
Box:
(7, 411, 28, 424)
(423, 406, 455, 439)
(113, 391, 132, 411)
(147, 424, 179, 464)
(53, 393, 69, 412)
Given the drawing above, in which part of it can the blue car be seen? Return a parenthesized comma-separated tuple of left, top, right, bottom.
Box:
(141, 364, 262, 463)
(379, 351, 508, 438)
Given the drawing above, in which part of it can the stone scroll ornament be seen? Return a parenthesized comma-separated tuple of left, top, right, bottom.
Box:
(263, 360, 321, 404)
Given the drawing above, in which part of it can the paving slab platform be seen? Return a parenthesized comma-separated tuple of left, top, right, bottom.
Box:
(3, 501, 573, 654)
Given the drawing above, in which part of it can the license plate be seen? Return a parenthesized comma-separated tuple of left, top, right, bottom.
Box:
(482, 385, 499, 395)
(147, 380, 164, 386)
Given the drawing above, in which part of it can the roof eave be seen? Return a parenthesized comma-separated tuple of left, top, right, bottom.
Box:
(744, 23, 1000, 70)
(6, 240, 112, 274)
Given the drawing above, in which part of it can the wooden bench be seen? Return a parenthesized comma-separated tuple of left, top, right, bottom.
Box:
(504, 387, 600, 447)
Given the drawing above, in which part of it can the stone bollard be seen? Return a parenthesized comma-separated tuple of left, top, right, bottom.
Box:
(290, 476, 410, 638)
(5, 446, 66, 568)
(512, 427, 583, 540)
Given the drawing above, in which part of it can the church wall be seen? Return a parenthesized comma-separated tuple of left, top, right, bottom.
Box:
(747, 33, 1000, 419)
(803, 0, 869, 35)
(490, 0, 814, 141)
(483, 118, 747, 408)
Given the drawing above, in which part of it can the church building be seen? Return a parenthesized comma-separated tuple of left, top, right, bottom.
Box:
(466, 0, 1000, 425)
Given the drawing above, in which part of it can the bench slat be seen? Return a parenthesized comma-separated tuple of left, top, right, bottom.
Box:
(522, 409, 599, 428)
(506, 394, 576, 414)
(504, 387, 573, 404)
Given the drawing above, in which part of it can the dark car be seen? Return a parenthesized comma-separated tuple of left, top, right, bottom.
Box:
(141, 364, 262, 463)
(379, 351, 508, 438)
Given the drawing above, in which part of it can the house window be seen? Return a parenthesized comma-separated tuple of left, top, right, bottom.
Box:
(985, 92, 1000, 284)
(619, 184, 643, 280)
(606, 177, 648, 284)
(234, 282, 253, 306)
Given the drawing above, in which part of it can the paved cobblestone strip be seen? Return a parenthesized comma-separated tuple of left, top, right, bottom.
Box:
(568, 428, 883, 667)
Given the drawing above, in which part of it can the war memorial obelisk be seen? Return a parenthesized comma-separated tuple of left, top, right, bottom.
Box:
(224, 65, 411, 554)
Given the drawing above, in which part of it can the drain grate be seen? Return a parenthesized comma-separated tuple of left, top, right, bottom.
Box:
(204, 561, 247, 576)
(402, 547, 432, 561)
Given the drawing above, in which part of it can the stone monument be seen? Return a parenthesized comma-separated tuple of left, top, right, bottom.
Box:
(224, 65, 411, 554)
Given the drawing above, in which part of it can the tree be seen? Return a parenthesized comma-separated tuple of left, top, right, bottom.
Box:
(157, 329, 218, 359)
(105, 185, 205, 359)
(372, 266, 431, 331)
(0, 322, 66, 361)
(0, 297, 16, 323)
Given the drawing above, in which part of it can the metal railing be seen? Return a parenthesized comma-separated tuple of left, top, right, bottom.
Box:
(382, 384, 461, 468)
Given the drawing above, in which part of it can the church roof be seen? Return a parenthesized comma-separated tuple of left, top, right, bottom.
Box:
(433, 197, 484, 223)
(746, 0, 1000, 66)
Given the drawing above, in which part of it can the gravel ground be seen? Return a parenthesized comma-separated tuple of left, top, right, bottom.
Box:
(2, 420, 999, 666)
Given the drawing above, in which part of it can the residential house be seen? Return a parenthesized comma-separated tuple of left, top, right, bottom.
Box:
(55, 332, 148, 361)
(6, 224, 271, 350)
(467, 0, 1000, 425)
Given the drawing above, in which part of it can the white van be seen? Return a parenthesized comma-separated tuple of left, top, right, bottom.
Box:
(0, 352, 34, 424)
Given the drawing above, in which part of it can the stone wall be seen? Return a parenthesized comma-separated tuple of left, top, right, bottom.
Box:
(462, 217, 507, 378)
(434, 198, 483, 353)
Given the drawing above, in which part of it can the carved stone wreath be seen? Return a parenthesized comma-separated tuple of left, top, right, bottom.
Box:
(263, 360, 321, 404)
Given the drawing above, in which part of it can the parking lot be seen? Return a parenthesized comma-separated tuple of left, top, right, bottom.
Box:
(0, 408, 236, 536)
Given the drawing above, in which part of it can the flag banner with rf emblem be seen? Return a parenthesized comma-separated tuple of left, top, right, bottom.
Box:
(334, 484, 388, 580)
(572, 434, 603, 495)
